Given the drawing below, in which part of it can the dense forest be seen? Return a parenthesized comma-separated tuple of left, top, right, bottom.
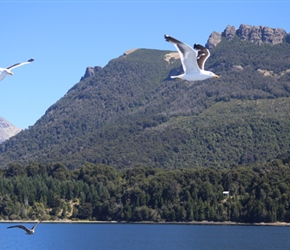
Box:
(1, 28, 290, 224)
(1, 159, 290, 223)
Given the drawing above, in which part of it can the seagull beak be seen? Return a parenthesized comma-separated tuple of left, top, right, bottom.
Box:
(9, 72, 13, 75)
(214, 75, 219, 78)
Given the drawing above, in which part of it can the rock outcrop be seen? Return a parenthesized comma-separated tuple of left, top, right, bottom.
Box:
(0, 117, 21, 143)
(222, 25, 237, 40)
(206, 31, 222, 49)
(80, 66, 102, 80)
(206, 24, 288, 49)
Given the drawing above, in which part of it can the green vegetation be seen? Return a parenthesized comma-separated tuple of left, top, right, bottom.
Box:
(0, 40, 290, 169)
(1, 160, 290, 223)
(1, 31, 290, 224)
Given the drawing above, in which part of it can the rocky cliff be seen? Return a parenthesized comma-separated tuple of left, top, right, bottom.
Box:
(0, 117, 21, 143)
(80, 66, 102, 81)
(206, 24, 289, 49)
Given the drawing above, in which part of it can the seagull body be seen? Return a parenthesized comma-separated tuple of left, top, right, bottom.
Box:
(164, 35, 218, 81)
(7, 221, 40, 235)
(0, 58, 35, 81)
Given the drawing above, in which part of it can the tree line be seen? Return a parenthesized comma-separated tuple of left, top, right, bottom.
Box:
(1, 159, 290, 223)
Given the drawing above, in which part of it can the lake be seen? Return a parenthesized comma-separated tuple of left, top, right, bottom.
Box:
(1, 222, 290, 250)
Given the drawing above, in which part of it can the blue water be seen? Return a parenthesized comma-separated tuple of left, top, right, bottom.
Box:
(1, 223, 290, 250)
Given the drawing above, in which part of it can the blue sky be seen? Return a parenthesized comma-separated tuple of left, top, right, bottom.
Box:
(0, 0, 289, 129)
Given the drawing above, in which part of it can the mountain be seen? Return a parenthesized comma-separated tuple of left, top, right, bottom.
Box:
(0, 24, 290, 169)
(206, 24, 288, 49)
(0, 117, 21, 144)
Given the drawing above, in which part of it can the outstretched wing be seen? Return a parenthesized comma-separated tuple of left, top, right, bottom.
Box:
(164, 35, 200, 74)
(31, 220, 41, 230)
(7, 225, 31, 233)
(193, 44, 210, 70)
(7, 58, 35, 70)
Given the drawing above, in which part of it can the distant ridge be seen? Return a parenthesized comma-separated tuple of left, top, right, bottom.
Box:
(0, 117, 21, 143)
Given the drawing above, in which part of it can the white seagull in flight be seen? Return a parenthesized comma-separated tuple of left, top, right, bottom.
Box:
(0, 58, 35, 81)
(7, 221, 41, 235)
(164, 35, 219, 81)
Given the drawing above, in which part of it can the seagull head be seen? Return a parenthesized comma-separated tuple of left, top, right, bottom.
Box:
(170, 75, 183, 80)
(208, 71, 219, 79)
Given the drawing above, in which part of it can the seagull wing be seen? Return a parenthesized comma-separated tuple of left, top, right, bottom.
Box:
(193, 44, 210, 70)
(7, 225, 31, 233)
(6, 58, 35, 70)
(31, 220, 41, 230)
(164, 35, 200, 73)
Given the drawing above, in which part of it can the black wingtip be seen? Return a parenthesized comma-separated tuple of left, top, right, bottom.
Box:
(28, 58, 35, 62)
(194, 44, 206, 50)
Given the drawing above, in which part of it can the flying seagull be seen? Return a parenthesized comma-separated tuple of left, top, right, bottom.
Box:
(164, 35, 219, 81)
(7, 221, 41, 235)
(0, 58, 35, 81)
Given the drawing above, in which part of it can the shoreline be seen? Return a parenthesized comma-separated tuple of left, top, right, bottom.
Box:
(1, 220, 290, 226)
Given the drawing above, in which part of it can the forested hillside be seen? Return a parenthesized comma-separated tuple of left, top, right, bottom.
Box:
(0, 35, 290, 169)
(1, 159, 290, 223)
(1, 27, 290, 224)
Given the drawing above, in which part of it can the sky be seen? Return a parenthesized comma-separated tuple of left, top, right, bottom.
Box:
(0, 0, 289, 129)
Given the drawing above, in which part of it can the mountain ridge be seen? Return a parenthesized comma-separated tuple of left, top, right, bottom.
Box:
(206, 24, 289, 49)
(0, 24, 290, 169)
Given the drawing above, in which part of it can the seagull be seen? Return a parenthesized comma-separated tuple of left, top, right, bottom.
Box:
(164, 35, 219, 81)
(7, 220, 41, 235)
(0, 58, 35, 81)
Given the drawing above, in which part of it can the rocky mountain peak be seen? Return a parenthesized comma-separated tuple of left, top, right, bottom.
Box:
(0, 117, 21, 143)
(206, 24, 288, 49)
